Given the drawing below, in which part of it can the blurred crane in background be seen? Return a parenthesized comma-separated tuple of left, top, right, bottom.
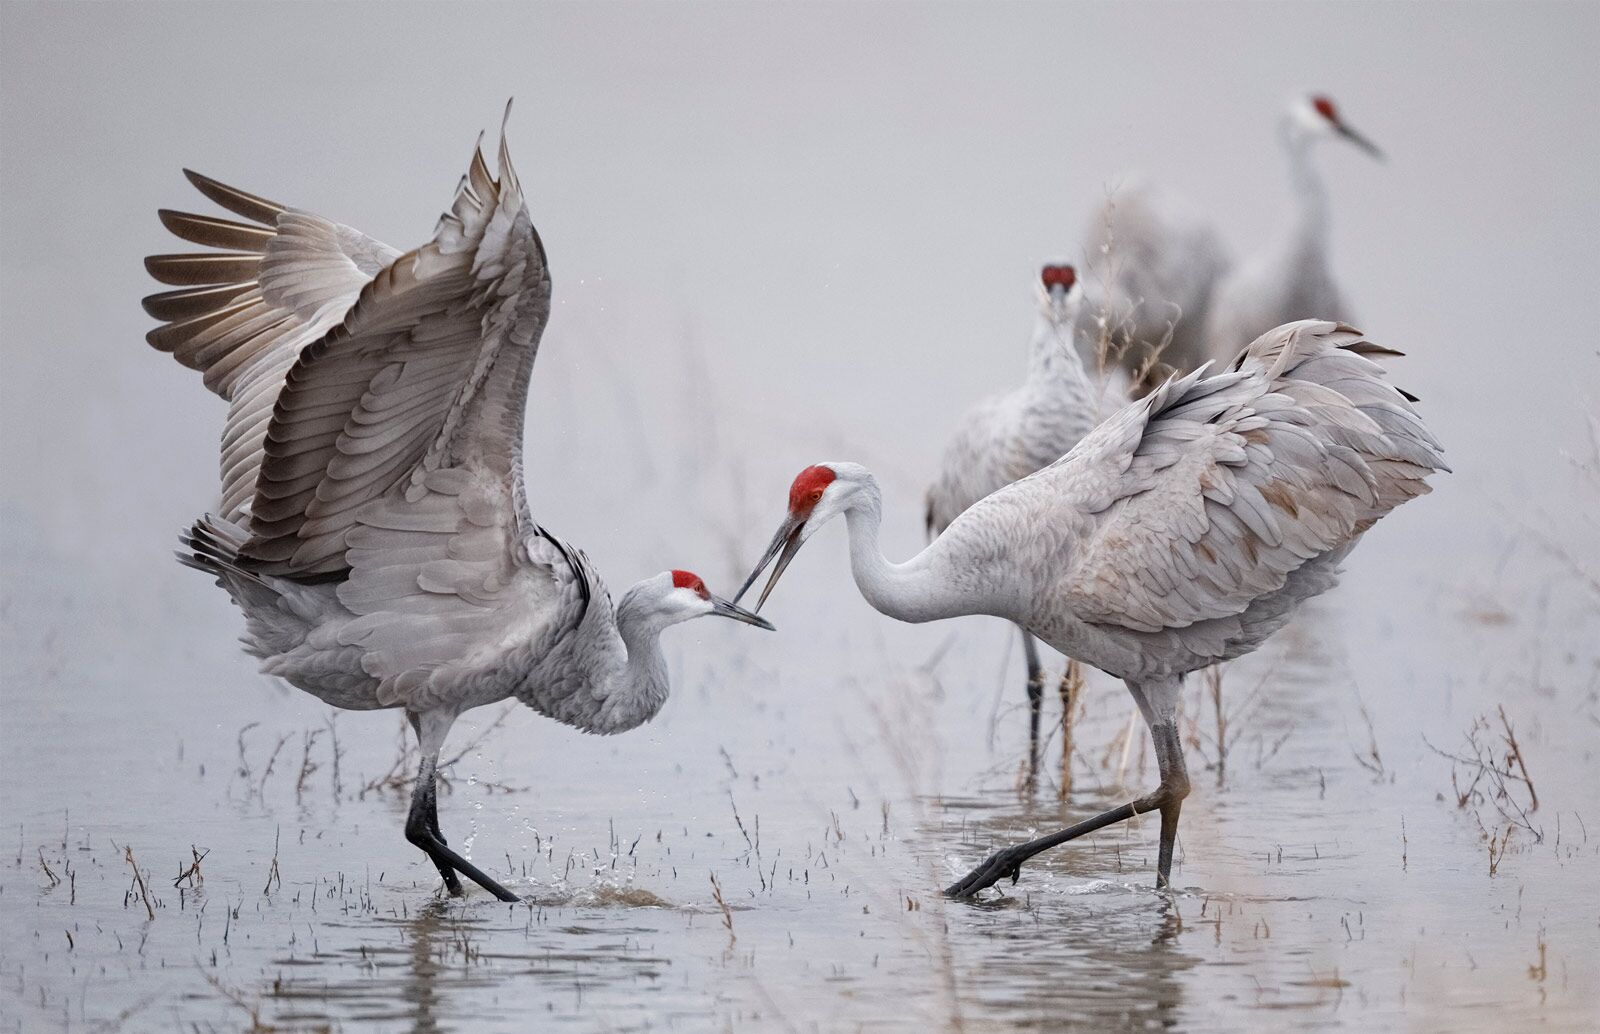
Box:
(924, 264, 1102, 787)
(1077, 180, 1231, 392)
(1080, 94, 1383, 392)
(1201, 95, 1384, 366)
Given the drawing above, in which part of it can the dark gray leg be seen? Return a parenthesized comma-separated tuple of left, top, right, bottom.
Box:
(1151, 720, 1190, 889)
(1021, 627, 1044, 786)
(404, 711, 519, 903)
(947, 718, 1191, 899)
(407, 713, 462, 896)
(406, 760, 464, 897)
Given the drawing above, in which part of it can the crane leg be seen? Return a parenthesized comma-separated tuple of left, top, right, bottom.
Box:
(1152, 719, 1189, 890)
(407, 761, 464, 897)
(406, 713, 462, 896)
(1021, 628, 1044, 788)
(404, 711, 520, 903)
(946, 718, 1190, 899)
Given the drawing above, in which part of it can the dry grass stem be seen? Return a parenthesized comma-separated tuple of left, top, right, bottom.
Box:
(294, 728, 323, 802)
(1352, 698, 1387, 781)
(1487, 825, 1512, 876)
(173, 846, 208, 889)
(124, 845, 155, 920)
(709, 872, 735, 944)
(1426, 709, 1542, 841)
(262, 826, 281, 896)
(1057, 660, 1085, 800)
(1496, 705, 1538, 812)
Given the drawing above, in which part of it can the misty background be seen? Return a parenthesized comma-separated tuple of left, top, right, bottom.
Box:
(4, 2, 1596, 584)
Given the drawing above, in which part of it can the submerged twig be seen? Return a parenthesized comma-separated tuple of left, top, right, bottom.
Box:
(124, 846, 155, 920)
(709, 871, 735, 944)
(1058, 660, 1085, 800)
(262, 827, 281, 896)
(173, 846, 209, 889)
(38, 848, 60, 887)
(1425, 708, 1543, 844)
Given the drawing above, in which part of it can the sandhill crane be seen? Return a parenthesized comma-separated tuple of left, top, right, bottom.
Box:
(737, 320, 1445, 897)
(924, 263, 1099, 782)
(1201, 95, 1383, 367)
(1077, 180, 1231, 393)
(143, 118, 772, 903)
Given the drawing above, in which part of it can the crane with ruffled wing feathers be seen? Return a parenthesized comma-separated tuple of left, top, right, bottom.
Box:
(145, 116, 771, 902)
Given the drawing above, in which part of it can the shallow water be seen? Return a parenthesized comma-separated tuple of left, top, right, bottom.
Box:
(3, 493, 1596, 1032)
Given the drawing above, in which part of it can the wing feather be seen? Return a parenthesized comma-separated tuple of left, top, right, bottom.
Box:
(991, 320, 1446, 637)
(238, 131, 551, 579)
(156, 120, 584, 710)
(143, 170, 400, 522)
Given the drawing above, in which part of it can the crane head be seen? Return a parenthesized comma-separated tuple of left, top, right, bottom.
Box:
(786, 464, 837, 518)
(1037, 262, 1080, 324)
(626, 569, 775, 630)
(1292, 94, 1384, 161)
(1040, 264, 1076, 292)
(736, 462, 873, 611)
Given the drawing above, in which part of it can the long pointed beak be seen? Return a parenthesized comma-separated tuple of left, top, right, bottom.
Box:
(710, 594, 776, 631)
(1336, 121, 1385, 161)
(733, 515, 806, 612)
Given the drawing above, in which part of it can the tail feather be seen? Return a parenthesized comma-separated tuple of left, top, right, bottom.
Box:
(1240, 320, 1449, 523)
(178, 514, 270, 590)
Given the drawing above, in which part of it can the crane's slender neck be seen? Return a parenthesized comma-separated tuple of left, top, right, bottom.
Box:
(589, 596, 672, 734)
(1026, 309, 1090, 388)
(840, 479, 982, 624)
(1279, 120, 1330, 256)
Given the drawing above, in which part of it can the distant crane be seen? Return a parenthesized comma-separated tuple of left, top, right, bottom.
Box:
(1202, 95, 1383, 365)
(1080, 94, 1382, 390)
(737, 321, 1445, 897)
(924, 264, 1100, 782)
(1078, 180, 1231, 393)
(144, 119, 772, 903)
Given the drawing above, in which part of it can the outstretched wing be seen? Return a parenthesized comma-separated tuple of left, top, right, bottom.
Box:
(1002, 321, 1445, 636)
(230, 128, 573, 706)
(144, 173, 401, 519)
(241, 132, 552, 578)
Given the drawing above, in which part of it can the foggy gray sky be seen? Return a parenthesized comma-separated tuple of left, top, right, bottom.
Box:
(3, 1, 1597, 593)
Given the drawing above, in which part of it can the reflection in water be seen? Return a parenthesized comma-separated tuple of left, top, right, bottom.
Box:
(957, 894, 1198, 1031)
(931, 792, 1201, 1030)
(401, 900, 450, 1034)
(260, 896, 686, 1032)
(918, 614, 1353, 1031)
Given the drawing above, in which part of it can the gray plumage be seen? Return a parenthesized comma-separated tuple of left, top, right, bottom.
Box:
(925, 276, 1098, 540)
(742, 318, 1447, 896)
(148, 119, 770, 902)
(950, 320, 1443, 680)
(923, 269, 1102, 774)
